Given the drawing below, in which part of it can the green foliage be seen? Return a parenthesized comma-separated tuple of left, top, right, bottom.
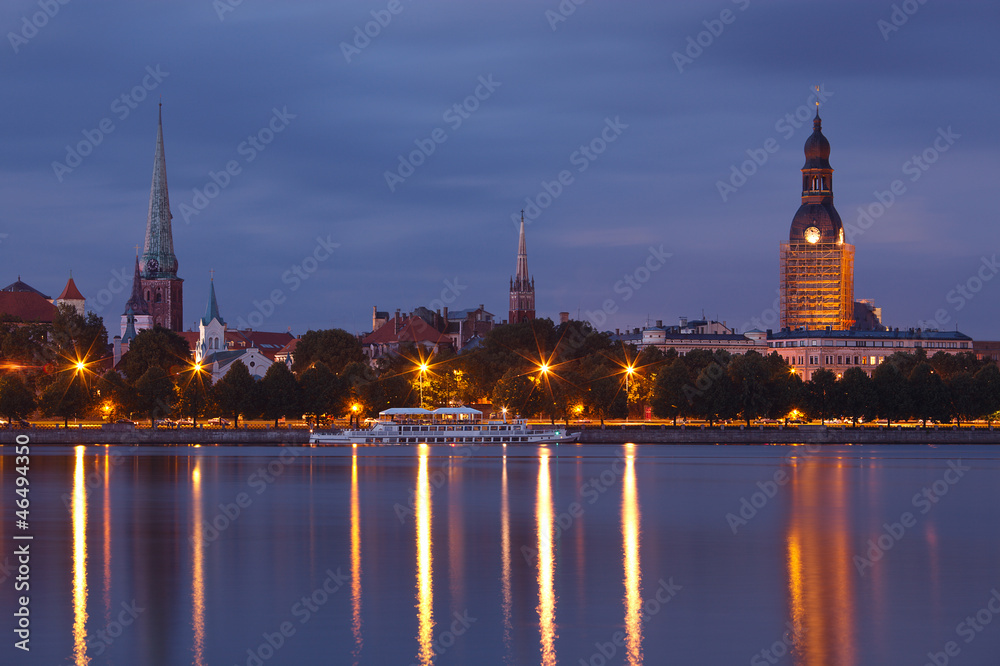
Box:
(120, 326, 192, 383)
(872, 361, 912, 426)
(176, 370, 212, 424)
(651, 359, 690, 424)
(292, 329, 364, 375)
(838, 367, 876, 426)
(803, 368, 838, 423)
(0, 374, 36, 421)
(259, 362, 302, 426)
(135, 366, 175, 426)
(96, 370, 139, 420)
(212, 361, 256, 427)
(299, 362, 348, 420)
(39, 371, 93, 427)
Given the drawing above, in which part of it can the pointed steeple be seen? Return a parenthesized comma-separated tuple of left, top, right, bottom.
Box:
(125, 256, 150, 315)
(509, 210, 535, 324)
(201, 276, 225, 326)
(515, 211, 530, 287)
(122, 307, 138, 343)
(141, 104, 178, 279)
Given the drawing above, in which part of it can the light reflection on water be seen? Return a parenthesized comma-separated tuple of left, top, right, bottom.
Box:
(7, 443, 1000, 664)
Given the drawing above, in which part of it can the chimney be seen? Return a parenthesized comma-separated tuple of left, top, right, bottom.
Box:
(559, 312, 569, 324)
(656, 320, 662, 328)
(680, 316, 688, 328)
(616, 328, 620, 335)
(443, 306, 448, 321)
(395, 309, 401, 334)
(633, 328, 639, 335)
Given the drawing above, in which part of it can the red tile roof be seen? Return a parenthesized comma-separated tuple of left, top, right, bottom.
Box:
(0, 292, 59, 324)
(363, 316, 451, 346)
(57, 277, 85, 301)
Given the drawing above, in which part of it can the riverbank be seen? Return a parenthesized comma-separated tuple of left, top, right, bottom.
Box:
(2, 424, 998, 445)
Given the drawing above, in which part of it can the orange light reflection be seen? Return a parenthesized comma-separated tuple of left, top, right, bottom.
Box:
(72, 445, 90, 666)
(622, 450, 643, 665)
(536, 450, 557, 666)
(415, 446, 434, 666)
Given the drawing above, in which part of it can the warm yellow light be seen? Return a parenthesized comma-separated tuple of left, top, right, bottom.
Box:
(539, 363, 549, 374)
(574, 404, 584, 414)
(351, 403, 360, 413)
(501, 407, 508, 414)
(75, 361, 86, 372)
(193, 362, 202, 372)
(419, 363, 429, 373)
(626, 365, 635, 375)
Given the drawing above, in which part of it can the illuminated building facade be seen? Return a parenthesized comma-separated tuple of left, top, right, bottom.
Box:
(780, 109, 854, 330)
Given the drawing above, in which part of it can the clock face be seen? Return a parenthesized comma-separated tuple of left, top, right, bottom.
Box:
(804, 226, 821, 244)
(146, 258, 159, 273)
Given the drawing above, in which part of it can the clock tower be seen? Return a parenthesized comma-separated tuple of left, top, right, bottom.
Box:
(779, 107, 854, 330)
(139, 105, 184, 331)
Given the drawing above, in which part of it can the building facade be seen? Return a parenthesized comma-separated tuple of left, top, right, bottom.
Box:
(768, 328, 974, 380)
(780, 109, 855, 330)
(139, 106, 183, 331)
(509, 212, 535, 324)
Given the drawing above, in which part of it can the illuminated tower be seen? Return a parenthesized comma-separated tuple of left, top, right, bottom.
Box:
(139, 105, 184, 331)
(779, 108, 854, 330)
(509, 211, 535, 324)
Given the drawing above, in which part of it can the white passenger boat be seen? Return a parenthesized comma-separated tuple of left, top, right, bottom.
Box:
(308, 407, 579, 445)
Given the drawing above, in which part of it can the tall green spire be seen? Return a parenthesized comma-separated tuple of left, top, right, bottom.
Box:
(140, 104, 179, 279)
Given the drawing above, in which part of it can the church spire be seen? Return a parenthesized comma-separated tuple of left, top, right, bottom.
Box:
(141, 104, 178, 279)
(508, 210, 535, 324)
(515, 210, 529, 285)
(201, 275, 225, 326)
(125, 256, 149, 315)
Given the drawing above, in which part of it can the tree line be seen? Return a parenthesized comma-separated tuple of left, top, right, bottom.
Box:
(2, 313, 999, 427)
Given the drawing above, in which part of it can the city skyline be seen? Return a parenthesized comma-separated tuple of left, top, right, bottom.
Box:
(1, 1, 998, 338)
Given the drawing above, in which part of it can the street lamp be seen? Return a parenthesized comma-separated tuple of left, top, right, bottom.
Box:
(418, 362, 429, 408)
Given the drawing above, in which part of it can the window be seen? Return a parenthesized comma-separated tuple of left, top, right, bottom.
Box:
(837, 356, 843, 364)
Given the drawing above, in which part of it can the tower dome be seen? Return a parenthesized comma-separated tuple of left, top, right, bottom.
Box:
(802, 111, 831, 170)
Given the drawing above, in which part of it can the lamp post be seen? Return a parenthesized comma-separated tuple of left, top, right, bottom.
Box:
(418, 362, 429, 408)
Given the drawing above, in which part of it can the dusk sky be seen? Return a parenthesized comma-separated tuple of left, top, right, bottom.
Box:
(1, 0, 997, 339)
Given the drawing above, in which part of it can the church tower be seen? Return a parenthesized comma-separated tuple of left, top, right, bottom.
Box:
(509, 211, 535, 324)
(197, 276, 227, 362)
(120, 256, 153, 337)
(140, 105, 184, 331)
(779, 107, 855, 330)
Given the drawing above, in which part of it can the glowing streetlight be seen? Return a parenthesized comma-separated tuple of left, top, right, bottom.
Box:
(418, 362, 429, 407)
(501, 407, 508, 423)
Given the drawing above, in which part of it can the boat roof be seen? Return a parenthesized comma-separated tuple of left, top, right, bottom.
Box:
(432, 407, 483, 416)
(379, 407, 433, 416)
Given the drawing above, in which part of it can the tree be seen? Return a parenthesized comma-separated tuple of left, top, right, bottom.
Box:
(39, 372, 93, 427)
(212, 361, 256, 427)
(51, 306, 109, 364)
(0, 374, 36, 423)
(727, 351, 771, 426)
(490, 367, 539, 418)
(762, 352, 800, 421)
(96, 370, 139, 420)
(291, 329, 364, 375)
(176, 370, 211, 426)
(119, 326, 192, 383)
(975, 365, 1000, 424)
(838, 367, 876, 427)
(803, 368, 837, 424)
(651, 359, 691, 425)
(135, 366, 176, 427)
(947, 371, 979, 426)
(258, 362, 302, 427)
(873, 362, 911, 427)
(908, 363, 950, 427)
(299, 362, 346, 423)
(580, 357, 627, 425)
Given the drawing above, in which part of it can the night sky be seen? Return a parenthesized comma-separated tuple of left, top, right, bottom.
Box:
(1, 1, 997, 339)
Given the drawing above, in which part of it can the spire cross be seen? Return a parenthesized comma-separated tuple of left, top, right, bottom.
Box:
(134, 244, 139, 257)
(210, 268, 215, 280)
